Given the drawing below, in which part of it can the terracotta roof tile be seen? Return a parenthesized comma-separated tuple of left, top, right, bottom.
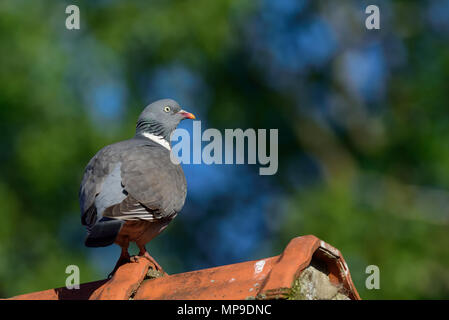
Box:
(7, 235, 361, 300)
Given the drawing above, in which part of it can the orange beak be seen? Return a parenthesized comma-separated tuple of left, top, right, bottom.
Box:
(178, 110, 196, 120)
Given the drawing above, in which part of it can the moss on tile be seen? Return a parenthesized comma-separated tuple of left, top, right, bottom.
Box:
(288, 260, 350, 300)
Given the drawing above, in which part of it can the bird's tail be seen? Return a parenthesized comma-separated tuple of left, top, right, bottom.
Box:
(84, 218, 124, 247)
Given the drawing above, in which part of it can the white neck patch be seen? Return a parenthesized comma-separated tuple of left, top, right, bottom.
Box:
(141, 132, 171, 150)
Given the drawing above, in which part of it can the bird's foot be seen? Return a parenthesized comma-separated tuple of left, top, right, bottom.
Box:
(128, 254, 165, 274)
(140, 251, 165, 274)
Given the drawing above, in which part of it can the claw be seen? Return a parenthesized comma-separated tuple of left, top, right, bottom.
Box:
(136, 245, 166, 274)
(141, 251, 164, 272)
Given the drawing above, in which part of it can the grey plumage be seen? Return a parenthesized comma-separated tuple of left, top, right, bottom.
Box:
(79, 99, 193, 249)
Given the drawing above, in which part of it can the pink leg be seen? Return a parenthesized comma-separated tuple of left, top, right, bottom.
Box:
(135, 244, 164, 272)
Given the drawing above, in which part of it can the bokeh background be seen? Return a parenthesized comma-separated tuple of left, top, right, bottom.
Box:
(1, 0, 448, 299)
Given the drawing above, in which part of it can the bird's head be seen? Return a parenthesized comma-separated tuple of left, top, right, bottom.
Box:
(135, 99, 195, 141)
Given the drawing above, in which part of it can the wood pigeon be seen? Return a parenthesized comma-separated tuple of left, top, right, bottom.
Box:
(79, 99, 195, 276)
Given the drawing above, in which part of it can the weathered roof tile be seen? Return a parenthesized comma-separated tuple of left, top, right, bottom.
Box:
(7, 235, 360, 300)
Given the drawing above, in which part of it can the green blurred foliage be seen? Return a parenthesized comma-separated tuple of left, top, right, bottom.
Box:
(0, 0, 448, 299)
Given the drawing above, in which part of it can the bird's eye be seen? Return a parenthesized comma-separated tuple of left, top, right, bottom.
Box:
(164, 106, 171, 113)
